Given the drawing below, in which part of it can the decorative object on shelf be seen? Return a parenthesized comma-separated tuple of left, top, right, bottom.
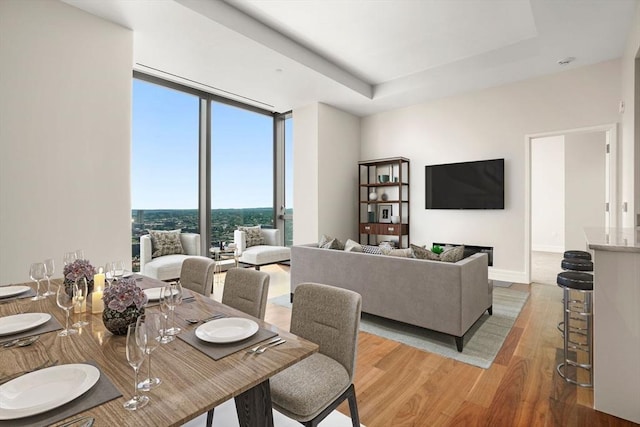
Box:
(368, 190, 378, 201)
(431, 244, 444, 255)
(378, 174, 390, 183)
(380, 192, 388, 201)
(391, 215, 400, 224)
(102, 277, 147, 335)
(63, 258, 96, 295)
(378, 204, 392, 223)
(367, 205, 375, 223)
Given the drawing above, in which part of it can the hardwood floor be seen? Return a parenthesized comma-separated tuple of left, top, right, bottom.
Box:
(264, 281, 637, 426)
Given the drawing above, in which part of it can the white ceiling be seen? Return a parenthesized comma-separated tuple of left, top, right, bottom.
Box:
(63, 0, 637, 117)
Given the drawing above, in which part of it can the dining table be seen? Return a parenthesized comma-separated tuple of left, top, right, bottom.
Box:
(0, 275, 318, 426)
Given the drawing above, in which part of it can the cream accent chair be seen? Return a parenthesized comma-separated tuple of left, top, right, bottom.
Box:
(270, 283, 362, 427)
(140, 233, 201, 281)
(233, 228, 290, 269)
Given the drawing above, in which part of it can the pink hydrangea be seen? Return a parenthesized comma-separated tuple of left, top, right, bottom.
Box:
(103, 277, 147, 312)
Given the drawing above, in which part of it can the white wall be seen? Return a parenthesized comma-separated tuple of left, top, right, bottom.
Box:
(564, 132, 606, 250)
(293, 103, 360, 244)
(361, 60, 621, 282)
(531, 136, 564, 253)
(0, 0, 133, 283)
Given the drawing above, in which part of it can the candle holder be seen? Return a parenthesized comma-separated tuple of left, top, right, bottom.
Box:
(92, 267, 106, 314)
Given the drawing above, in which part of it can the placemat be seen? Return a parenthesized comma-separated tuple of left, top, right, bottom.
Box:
(0, 288, 36, 304)
(178, 325, 278, 361)
(0, 316, 63, 345)
(0, 361, 122, 427)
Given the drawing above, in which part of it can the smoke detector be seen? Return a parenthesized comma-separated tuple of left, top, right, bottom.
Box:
(558, 57, 576, 65)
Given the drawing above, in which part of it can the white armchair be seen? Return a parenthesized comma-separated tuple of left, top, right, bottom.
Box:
(140, 233, 202, 280)
(234, 228, 290, 270)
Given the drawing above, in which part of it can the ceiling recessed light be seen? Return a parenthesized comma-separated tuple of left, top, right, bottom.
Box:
(558, 57, 576, 65)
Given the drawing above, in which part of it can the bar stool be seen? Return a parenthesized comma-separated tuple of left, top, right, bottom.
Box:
(563, 250, 592, 261)
(556, 271, 594, 387)
(557, 255, 594, 336)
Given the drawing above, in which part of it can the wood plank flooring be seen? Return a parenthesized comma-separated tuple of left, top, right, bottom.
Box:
(264, 282, 638, 426)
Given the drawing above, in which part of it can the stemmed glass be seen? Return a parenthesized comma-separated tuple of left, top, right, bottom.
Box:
(75, 249, 85, 260)
(136, 313, 162, 391)
(158, 293, 175, 344)
(162, 282, 183, 336)
(114, 261, 125, 282)
(123, 323, 149, 411)
(72, 277, 89, 328)
(56, 282, 78, 336)
(105, 262, 115, 287)
(29, 262, 47, 301)
(43, 258, 55, 296)
(63, 252, 77, 266)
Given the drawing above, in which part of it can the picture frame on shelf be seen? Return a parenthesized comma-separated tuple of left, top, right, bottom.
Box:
(378, 204, 392, 223)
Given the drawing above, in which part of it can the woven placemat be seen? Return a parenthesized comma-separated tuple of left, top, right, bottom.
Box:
(178, 325, 278, 361)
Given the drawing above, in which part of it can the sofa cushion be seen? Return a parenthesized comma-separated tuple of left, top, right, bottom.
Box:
(318, 234, 344, 250)
(440, 245, 465, 263)
(148, 229, 184, 258)
(239, 245, 291, 266)
(238, 226, 264, 248)
(344, 239, 362, 252)
(411, 244, 441, 261)
(361, 244, 383, 255)
(144, 254, 190, 280)
(382, 247, 413, 258)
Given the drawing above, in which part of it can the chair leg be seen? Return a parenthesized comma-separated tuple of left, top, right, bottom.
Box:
(346, 384, 360, 427)
(301, 384, 360, 427)
(206, 408, 214, 427)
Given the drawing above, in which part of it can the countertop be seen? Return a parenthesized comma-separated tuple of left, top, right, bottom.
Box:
(584, 227, 640, 253)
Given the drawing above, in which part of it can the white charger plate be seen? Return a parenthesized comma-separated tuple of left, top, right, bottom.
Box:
(0, 285, 31, 299)
(196, 317, 259, 344)
(143, 287, 177, 301)
(0, 313, 51, 336)
(0, 364, 100, 420)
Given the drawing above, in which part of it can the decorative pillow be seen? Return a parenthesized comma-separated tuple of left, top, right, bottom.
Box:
(361, 244, 383, 255)
(238, 226, 264, 248)
(411, 244, 441, 261)
(344, 239, 363, 252)
(148, 229, 184, 258)
(440, 245, 465, 263)
(382, 248, 413, 258)
(318, 234, 344, 250)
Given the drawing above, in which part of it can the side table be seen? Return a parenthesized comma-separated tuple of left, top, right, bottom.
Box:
(209, 247, 239, 289)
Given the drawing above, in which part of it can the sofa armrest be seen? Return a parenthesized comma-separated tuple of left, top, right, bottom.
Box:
(180, 233, 201, 256)
(140, 235, 152, 272)
(261, 228, 281, 246)
(459, 253, 490, 330)
(234, 230, 246, 255)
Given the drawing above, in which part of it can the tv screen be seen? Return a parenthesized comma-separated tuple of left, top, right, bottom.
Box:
(425, 159, 504, 209)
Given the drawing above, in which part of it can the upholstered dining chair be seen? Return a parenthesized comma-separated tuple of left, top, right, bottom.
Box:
(179, 257, 215, 297)
(269, 282, 362, 427)
(206, 267, 270, 427)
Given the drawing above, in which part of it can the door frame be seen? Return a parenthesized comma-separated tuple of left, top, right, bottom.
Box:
(524, 123, 618, 284)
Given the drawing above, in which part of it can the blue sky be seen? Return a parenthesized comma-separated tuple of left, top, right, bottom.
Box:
(132, 79, 289, 210)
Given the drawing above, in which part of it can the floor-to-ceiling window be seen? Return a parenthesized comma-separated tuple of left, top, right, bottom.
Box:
(283, 114, 293, 246)
(131, 79, 200, 271)
(210, 102, 274, 245)
(131, 73, 288, 269)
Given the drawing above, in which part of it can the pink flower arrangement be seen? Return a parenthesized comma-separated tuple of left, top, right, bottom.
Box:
(63, 259, 96, 283)
(102, 277, 147, 312)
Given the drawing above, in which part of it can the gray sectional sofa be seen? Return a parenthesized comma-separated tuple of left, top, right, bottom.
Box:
(290, 244, 492, 352)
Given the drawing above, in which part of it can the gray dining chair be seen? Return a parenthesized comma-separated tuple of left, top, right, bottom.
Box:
(221, 267, 270, 320)
(207, 267, 270, 427)
(269, 282, 362, 427)
(179, 257, 215, 297)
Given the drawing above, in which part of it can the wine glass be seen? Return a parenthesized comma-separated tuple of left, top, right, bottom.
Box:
(158, 292, 175, 344)
(123, 323, 149, 411)
(63, 251, 77, 266)
(29, 262, 47, 301)
(75, 249, 85, 260)
(43, 258, 55, 296)
(105, 262, 115, 286)
(56, 282, 78, 336)
(72, 277, 89, 328)
(114, 261, 125, 281)
(136, 313, 162, 391)
(162, 282, 183, 336)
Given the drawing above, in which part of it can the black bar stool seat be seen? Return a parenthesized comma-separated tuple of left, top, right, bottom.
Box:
(557, 271, 594, 290)
(561, 258, 594, 272)
(563, 250, 592, 261)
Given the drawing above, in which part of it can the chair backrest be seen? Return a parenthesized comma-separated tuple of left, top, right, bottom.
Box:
(291, 283, 362, 380)
(222, 268, 270, 319)
(180, 257, 215, 297)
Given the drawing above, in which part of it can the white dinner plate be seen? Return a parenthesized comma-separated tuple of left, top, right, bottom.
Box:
(105, 271, 133, 280)
(196, 317, 259, 344)
(0, 313, 51, 336)
(0, 285, 31, 299)
(0, 364, 100, 420)
(143, 287, 177, 301)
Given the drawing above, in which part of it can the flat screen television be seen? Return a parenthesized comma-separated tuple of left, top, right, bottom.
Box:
(425, 158, 504, 209)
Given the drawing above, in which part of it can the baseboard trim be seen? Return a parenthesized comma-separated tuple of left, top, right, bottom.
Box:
(489, 268, 528, 284)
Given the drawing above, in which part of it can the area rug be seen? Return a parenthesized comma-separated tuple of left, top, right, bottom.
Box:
(182, 399, 365, 427)
(269, 287, 529, 369)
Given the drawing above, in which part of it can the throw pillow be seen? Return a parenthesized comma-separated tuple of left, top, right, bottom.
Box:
(344, 239, 363, 252)
(411, 244, 441, 261)
(318, 234, 345, 250)
(440, 245, 465, 263)
(361, 244, 383, 255)
(148, 229, 184, 258)
(238, 225, 264, 248)
(382, 248, 413, 258)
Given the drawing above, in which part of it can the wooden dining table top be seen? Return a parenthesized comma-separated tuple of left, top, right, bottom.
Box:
(0, 277, 318, 426)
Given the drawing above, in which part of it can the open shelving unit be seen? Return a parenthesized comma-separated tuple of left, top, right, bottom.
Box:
(358, 157, 410, 248)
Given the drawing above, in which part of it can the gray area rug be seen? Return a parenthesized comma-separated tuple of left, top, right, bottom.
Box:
(269, 287, 529, 369)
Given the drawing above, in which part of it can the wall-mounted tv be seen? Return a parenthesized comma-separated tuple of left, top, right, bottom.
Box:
(425, 158, 504, 209)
